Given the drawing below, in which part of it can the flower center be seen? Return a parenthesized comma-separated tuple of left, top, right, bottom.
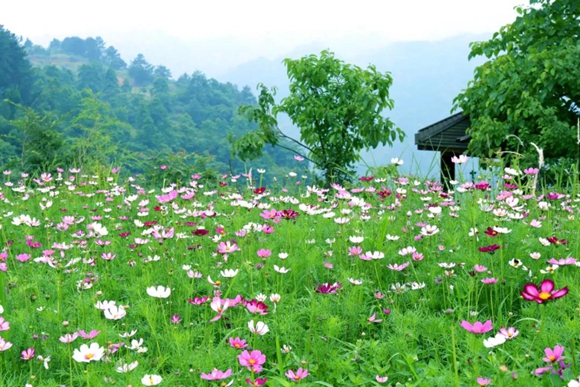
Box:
(85, 354, 94, 360)
(539, 292, 551, 300)
(549, 355, 556, 361)
(249, 359, 256, 365)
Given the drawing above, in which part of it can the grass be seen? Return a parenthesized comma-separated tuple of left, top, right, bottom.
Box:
(0, 161, 578, 386)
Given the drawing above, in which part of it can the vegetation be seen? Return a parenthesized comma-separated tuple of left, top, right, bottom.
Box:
(0, 157, 577, 386)
(235, 50, 404, 184)
(454, 0, 580, 167)
(0, 26, 297, 183)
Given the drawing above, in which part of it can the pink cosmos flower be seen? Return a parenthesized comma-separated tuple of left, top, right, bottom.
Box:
(229, 337, 248, 349)
(0, 337, 12, 351)
(348, 246, 362, 256)
(521, 279, 568, 304)
(155, 190, 177, 203)
(0, 317, 10, 331)
(387, 262, 409, 271)
(59, 332, 80, 343)
(481, 278, 498, 284)
(367, 313, 382, 323)
(21, 348, 35, 360)
(259, 209, 279, 220)
(79, 330, 101, 340)
(187, 296, 210, 305)
(474, 264, 487, 272)
(543, 345, 565, 363)
(286, 367, 309, 381)
(477, 377, 491, 386)
(246, 377, 268, 386)
(460, 320, 493, 334)
(201, 368, 232, 380)
(16, 253, 31, 262)
(238, 350, 266, 372)
(547, 257, 576, 266)
(376, 375, 388, 383)
(257, 249, 272, 258)
(498, 327, 519, 340)
(218, 241, 240, 254)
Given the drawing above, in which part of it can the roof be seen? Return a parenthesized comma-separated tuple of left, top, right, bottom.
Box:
(415, 112, 471, 153)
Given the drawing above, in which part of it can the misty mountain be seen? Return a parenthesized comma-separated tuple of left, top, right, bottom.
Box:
(215, 34, 490, 176)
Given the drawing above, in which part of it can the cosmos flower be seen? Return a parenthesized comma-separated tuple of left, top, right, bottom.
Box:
(460, 320, 493, 334)
(521, 279, 568, 304)
(141, 374, 163, 385)
(146, 285, 171, 298)
(72, 342, 105, 363)
(248, 320, 269, 335)
(238, 349, 266, 372)
(286, 367, 309, 381)
(201, 368, 232, 381)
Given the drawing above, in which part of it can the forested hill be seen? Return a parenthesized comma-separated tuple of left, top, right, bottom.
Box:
(0, 28, 297, 183)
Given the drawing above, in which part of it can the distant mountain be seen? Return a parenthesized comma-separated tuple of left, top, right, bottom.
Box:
(215, 34, 490, 177)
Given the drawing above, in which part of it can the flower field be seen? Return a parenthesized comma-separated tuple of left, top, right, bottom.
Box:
(0, 161, 579, 386)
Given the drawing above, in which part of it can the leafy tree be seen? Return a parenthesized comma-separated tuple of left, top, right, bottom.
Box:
(103, 46, 127, 70)
(235, 50, 403, 183)
(6, 104, 64, 172)
(154, 65, 172, 79)
(0, 25, 33, 107)
(84, 37, 105, 62)
(454, 0, 580, 166)
(128, 54, 154, 86)
(61, 37, 86, 56)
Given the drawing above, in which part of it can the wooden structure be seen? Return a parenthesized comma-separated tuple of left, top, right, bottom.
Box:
(415, 112, 471, 186)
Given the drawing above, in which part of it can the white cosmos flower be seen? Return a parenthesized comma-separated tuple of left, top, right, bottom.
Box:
(119, 330, 137, 338)
(348, 278, 363, 285)
(146, 285, 171, 298)
(94, 300, 116, 310)
(116, 360, 138, 373)
(420, 225, 439, 236)
(270, 294, 281, 303)
(273, 265, 291, 274)
(349, 236, 364, 244)
(141, 374, 163, 385)
(72, 342, 105, 363)
(220, 269, 238, 278)
(248, 320, 269, 335)
(483, 333, 507, 348)
(90, 222, 108, 236)
(104, 305, 127, 320)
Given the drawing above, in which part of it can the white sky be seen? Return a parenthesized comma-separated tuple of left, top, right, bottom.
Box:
(1, 0, 525, 75)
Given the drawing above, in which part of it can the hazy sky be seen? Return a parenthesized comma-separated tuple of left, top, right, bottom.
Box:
(1, 0, 525, 75)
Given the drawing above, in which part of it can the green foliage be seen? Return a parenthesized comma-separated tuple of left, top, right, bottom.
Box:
(236, 50, 404, 184)
(0, 26, 299, 182)
(0, 25, 33, 106)
(454, 0, 580, 166)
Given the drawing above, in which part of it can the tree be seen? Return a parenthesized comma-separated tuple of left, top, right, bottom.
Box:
(0, 25, 33, 107)
(454, 0, 580, 166)
(235, 50, 404, 184)
(128, 54, 154, 86)
(154, 65, 172, 80)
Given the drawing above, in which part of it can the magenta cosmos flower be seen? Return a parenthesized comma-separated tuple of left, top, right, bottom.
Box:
(460, 320, 493, 334)
(521, 279, 568, 304)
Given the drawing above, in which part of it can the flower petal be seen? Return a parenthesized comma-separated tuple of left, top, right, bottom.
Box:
(540, 279, 554, 293)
